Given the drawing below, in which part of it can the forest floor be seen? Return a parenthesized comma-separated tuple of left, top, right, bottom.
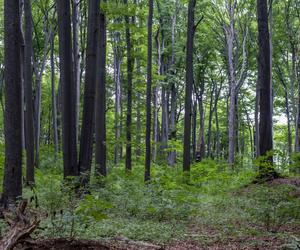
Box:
(1, 157, 300, 250)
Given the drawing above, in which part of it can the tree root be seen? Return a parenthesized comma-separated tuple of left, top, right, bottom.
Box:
(0, 200, 40, 250)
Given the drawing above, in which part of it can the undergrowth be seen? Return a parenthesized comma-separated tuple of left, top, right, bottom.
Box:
(0, 155, 299, 245)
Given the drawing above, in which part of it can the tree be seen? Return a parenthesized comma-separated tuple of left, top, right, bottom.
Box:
(222, 0, 248, 167)
(72, 0, 81, 146)
(257, 0, 278, 178)
(95, 1, 107, 176)
(145, 0, 153, 182)
(183, 0, 197, 173)
(50, 31, 59, 158)
(2, 0, 23, 205)
(124, 0, 133, 172)
(57, 0, 78, 177)
(78, 0, 100, 182)
(24, 0, 35, 185)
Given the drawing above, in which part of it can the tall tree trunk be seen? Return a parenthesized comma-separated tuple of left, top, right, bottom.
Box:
(3, 0, 23, 205)
(50, 33, 58, 158)
(57, 0, 78, 177)
(153, 26, 162, 163)
(113, 29, 122, 165)
(124, 0, 133, 171)
(33, 25, 51, 169)
(78, 0, 100, 181)
(183, 0, 196, 173)
(72, 0, 80, 146)
(24, 0, 35, 185)
(145, 0, 153, 182)
(20, 0, 25, 152)
(168, 0, 179, 166)
(135, 59, 142, 159)
(257, 0, 274, 169)
(225, 13, 237, 167)
(95, 1, 107, 176)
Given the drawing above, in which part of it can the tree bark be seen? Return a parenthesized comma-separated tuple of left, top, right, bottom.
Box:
(183, 0, 196, 173)
(24, 0, 35, 185)
(72, 0, 81, 146)
(192, 99, 197, 161)
(78, 0, 100, 181)
(124, 0, 133, 171)
(113, 28, 122, 165)
(57, 0, 78, 177)
(50, 33, 59, 158)
(145, 0, 153, 182)
(95, 1, 107, 176)
(3, 0, 23, 205)
(167, 0, 179, 166)
(257, 0, 273, 163)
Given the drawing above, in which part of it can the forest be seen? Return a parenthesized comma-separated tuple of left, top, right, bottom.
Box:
(0, 0, 299, 249)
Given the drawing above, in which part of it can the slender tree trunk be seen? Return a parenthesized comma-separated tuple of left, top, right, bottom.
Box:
(255, 82, 260, 157)
(145, 0, 153, 182)
(207, 83, 215, 158)
(57, 0, 78, 177)
(183, 0, 196, 173)
(72, 0, 80, 146)
(277, 66, 292, 161)
(195, 71, 205, 161)
(124, 0, 133, 171)
(192, 99, 197, 161)
(215, 102, 220, 159)
(168, 82, 177, 165)
(33, 27, 51, 168)
(95, 1, 107, 176)
(152, 42, 159, 163)
(3, 0, 23, 205)
(226, 20, 237, 167)
(161, 87, 169, 160)
(285, 88, 292, 160)
(168, 0, 178, 166)
(24, 0, 35, 185)
(50, 33, 58, 158)
(136, 59, 142, 159)
(78, 0, 100, 181)
(20, 0, 25, 152)
(152, 88, 158, 162)
(113, 28, 122, 165)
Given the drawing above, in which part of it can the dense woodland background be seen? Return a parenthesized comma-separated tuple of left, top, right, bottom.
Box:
(0, 0, 299, 249)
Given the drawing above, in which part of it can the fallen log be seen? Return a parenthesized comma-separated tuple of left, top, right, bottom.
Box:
(0, 200, 40, 250)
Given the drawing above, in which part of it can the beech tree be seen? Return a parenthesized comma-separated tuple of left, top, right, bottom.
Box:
(79, 0, 100, 181)
(124, 0, 133, 172)
(95, 1, 107, 176)
(256, 0, 280, 179)
(24, 0, 35, 185)
(145, 0, 153, 182)
(57, 0, 78, 177)
(2, 0, 23, 205)
(183, 0, 197, 173)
